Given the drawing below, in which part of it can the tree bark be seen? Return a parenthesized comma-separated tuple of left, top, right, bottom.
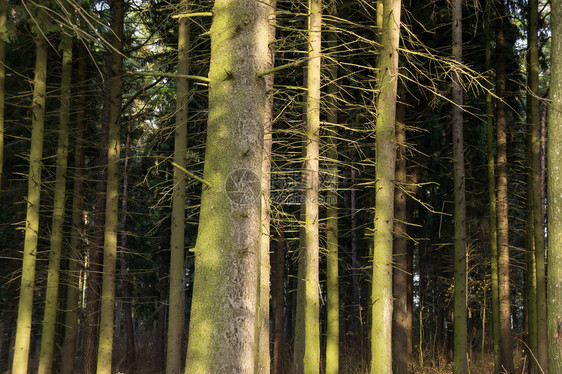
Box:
(167, 2, 190, 372)
(547, 0, 562, 371)
(495, 1, 514, 372)
(12, 33, 48, 374)
(183, 0, 269, 370)
(96, 0, 124, 371)
(371, 0, 400, 371)
(37, 31, 72, 374)
(451, 0, 467, 371)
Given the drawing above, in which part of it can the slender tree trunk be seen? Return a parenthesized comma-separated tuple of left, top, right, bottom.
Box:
(271, 228, 285, 374)
(303, 0, 321, 371)
(294, 201, 306, 374)
(392, 88, 409, 373)
(96, 0, 124, 371)
(11, 33, 48, 374)
(495, 1, 514, 372)
(60, 37, 88, 374)
(371, 0, 400, 370)
(484, 4, 501, 371)
(167, 2, 190, 373)
(255, 1, 276, 371)
(548, 0, 562, 371)
(325, 4, 339, 372)
(37, 32, 72, 374)
(183, 0, 269, 370)
(451, 0, 467, 371)
(528, 0, 548, 370)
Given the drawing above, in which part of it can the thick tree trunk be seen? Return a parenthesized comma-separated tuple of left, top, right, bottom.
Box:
(37, 32, 72, 374)
(255, 1, 276, 371)
(183, 0, 269, 371)
(371, 0, 400, 371)
(96, 0, 124, 371)
(12, 33, 48, 374)
(548, 0, 562, 371)
(495, 1, 514, 372)
(451, 0, 467, 372)
(167, 2, 190, 373)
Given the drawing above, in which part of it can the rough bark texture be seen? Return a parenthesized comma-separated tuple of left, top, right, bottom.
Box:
(303, 0, 321, 371)
(96, 0, 124, 371)
(255, 1, 275, 371)
(548, 0, 562, 371)
(11, 33, 48, 374)
(183, 0, 268, 371)
(37, 33, 72, 374)
(495, 1, 514, 372)
(370, 0, 400, 371)
(167, 3, 189, 373)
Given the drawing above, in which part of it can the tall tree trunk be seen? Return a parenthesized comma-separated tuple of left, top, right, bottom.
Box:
(271, 228, 285, 374)
(371, 0, 400, 370)
(392, 88, 409, 373)
(183, 0, 269, 370)
(484, 3, 501, 371)
(60, 36, 87, 374)
(451, 0, 467, 371)
(255, 1, 276, 371)
(96, 0, 124, 371)
(167, 2, 190, 373)
(303, 0, 321, 371)
(548, 0, 562, 370)
(325, 4, 339, 372)
(528, 0, 548, 370)
(37, 32, 72, 374)
(11, 33, 48, 374)
(495, 1, 514, 372)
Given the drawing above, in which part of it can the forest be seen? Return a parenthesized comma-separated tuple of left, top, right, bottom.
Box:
(0, 0, 561, 373)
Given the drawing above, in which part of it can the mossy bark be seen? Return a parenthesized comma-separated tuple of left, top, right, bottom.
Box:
(37, 34, 72, 374)
(370, 0, 400, 371)
(183, 0, 268, 371)
(12, 33, 48, 374)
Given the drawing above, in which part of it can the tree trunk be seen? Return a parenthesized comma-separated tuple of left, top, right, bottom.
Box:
(547, 0, 562, 371)
(255, 1, 276, 371)
(11, 33, 48, 374)
(528, 0, 548, 370)
(325, 4, 339, 372)
(392, 88, 409, 374)
(96, 0, 124, 371)
(303, 0, 322, 371)
(183, 0, 269, 370)
(451, 0, 467, 371)
(0, 4, 5, 201)
(371, 0, 400, 370)
(167, 2, 190, 373)
(495, 1, 514, 372)
(37, 32, 72, 374)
